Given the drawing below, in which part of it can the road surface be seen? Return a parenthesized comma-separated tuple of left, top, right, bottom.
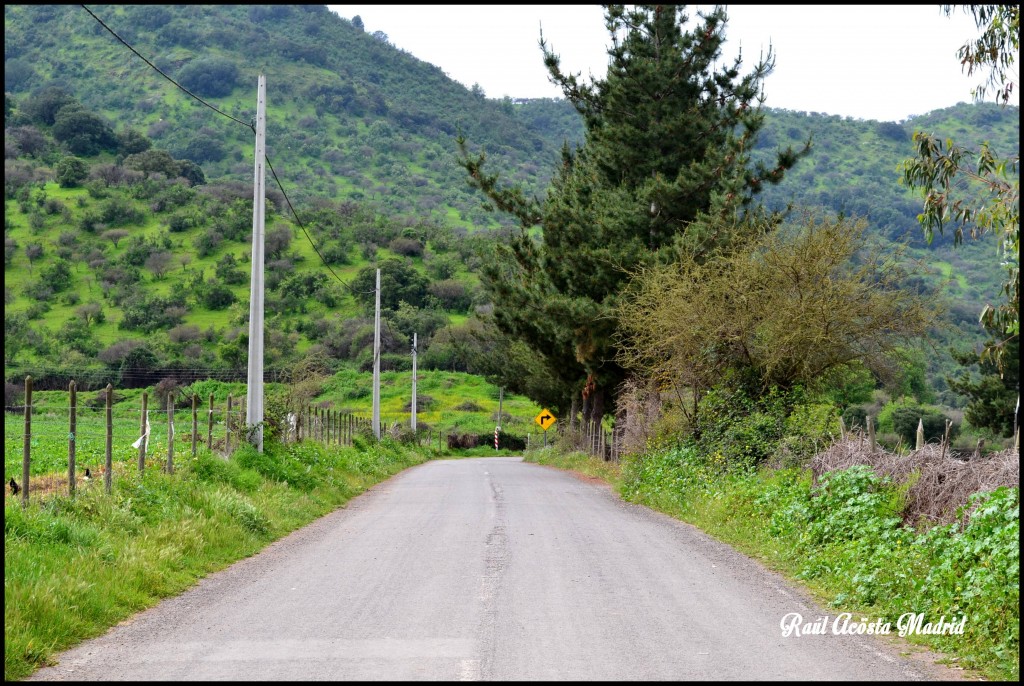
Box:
(27, 457, 969, 681)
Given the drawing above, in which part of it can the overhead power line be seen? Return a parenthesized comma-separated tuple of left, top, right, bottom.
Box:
(80, 5, 254, 131)
(80, 4, 375, 298)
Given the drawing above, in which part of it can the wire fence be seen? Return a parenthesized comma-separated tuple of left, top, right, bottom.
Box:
(4, 376, 520, 505)
(5, 376, 381, 505)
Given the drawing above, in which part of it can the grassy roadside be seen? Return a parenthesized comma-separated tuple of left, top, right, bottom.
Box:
(524, 445, 625, 489)
(523, 447, 1018, 682)
(4, 437, 434, 681)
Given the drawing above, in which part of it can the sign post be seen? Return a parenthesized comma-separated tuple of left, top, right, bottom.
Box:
(534, 409, 557, 447)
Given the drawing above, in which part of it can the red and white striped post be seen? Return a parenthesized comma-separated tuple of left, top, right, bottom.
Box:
(494, 426, 499, 451)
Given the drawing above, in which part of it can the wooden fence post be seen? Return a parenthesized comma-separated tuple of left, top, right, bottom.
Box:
(226, 394, 233, 455)
(167, 395, 174, 475)
(867, 415, 876, 453)
(207, 393, 214, 451)
(941, 419, 952, 460)
(191, 394, 198, 458)
(69, 380, 77, 497)
(22, 375, 32, 508)
(138, 391, 148, 472)
(105, 383, 113, 495)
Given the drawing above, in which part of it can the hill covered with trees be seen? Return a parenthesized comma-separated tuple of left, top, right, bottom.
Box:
(3, 4, 1019, 415)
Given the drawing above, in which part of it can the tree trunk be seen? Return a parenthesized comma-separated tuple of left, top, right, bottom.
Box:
(584, 386, 605, 428)
(592, 386, 605, 428)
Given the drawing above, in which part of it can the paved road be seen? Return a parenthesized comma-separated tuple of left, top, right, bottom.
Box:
(28, 457, 967, 681)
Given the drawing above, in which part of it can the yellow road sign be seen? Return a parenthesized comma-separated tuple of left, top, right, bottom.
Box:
(534, 409, 556, 431)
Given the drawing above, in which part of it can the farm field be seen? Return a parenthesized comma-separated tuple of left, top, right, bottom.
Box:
(4, 370, 546, 482)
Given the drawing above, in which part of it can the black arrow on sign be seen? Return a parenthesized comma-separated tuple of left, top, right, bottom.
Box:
(541, 414, 552, 423)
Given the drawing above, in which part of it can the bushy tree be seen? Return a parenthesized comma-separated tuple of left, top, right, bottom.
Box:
(199, 280, 237, 310)
(177, 57, 240, 98)
(350, 258, 430, 313)
(386, 301, 448, 342)
(948, 327, 1019, 437)
(617, 214, 937, 424)
(116, 128, 152, 156)
(21, 86, 76, 125)
(123, 149, 181, 178)
(215, 252, 247, 285)
(901, 5, 1019, 369)
(51, 106, 118, 156)
(8, 125, 50, 158)
(38, 258, 72, 293)
(54, 155, 88, 188)
(457, 4, 809, 422)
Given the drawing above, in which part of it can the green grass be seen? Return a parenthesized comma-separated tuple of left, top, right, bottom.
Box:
(4, 437, 432, 681)
(523, 444, 624, 489)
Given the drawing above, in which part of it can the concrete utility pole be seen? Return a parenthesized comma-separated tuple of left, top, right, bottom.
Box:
(498, 387, 503, 431)
(246, 74, 266, 452)
(411, 332, 417, 432)
(372, 268, 381, 440)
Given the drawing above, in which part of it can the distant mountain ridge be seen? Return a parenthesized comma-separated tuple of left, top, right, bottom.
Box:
(4, 4, 1019, 399)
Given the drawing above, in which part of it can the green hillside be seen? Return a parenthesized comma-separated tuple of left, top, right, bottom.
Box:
(3, 5, 584, 228)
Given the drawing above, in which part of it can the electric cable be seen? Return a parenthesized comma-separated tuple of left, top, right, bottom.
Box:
(80, 5, 377, 298)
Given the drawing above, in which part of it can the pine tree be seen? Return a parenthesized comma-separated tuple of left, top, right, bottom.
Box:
(948, 329, 1019, 438)
(462, 5, 806, 427)
(458, 4, 809, 425)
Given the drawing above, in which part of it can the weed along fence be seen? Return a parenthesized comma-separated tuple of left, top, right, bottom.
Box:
(555, 420, 622, 462)
(7, 376, 380, 505)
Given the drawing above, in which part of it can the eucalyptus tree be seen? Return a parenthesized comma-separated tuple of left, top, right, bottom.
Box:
(902, 4, 1019, 369)
(458, 4, 809, 424)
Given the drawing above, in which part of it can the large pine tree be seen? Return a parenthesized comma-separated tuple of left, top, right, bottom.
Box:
(458, 4, 809, 425)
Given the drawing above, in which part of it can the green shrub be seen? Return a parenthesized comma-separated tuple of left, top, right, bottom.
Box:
(691, 384, 796, 468)
(778, 401, 840, 465)
(841, 405, 868, 430)
(54, 155, 88, 187)
(890, 405, 958, 444)
(233, 443, 316, 491)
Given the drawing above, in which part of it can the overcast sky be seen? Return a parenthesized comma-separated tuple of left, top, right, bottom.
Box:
(328, 5, 1019, 123)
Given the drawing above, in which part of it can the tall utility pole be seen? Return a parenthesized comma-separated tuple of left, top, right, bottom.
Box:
(372, 268, 381, 440)
(246, 75, 266, 452)
(411, 332, 417, 432)
(498, 387, 503, 431)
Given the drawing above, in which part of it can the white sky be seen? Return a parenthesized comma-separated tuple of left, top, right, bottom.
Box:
(328, 5, 1020, 123)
